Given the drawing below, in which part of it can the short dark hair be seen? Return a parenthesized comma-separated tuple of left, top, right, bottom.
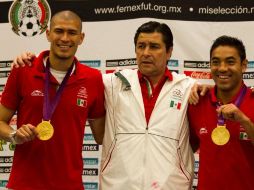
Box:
(134, 21, 173, 51)
(210, 35, 246, 62)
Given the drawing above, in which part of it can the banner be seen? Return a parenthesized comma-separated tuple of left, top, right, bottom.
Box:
(2, 1, 254, 22)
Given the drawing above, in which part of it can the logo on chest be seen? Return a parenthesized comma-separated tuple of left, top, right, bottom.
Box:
(169, 88, 183, 110)
(199, 127, 208, 135)
(31, 90, 44, 96)
(239, 125, 250, 141)
(77, 87, 88, 108)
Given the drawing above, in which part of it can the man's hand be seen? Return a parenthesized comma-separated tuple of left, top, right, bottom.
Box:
(217, 104, 248, 123)
(189, 83, 213, 105)
(89, 116, 105, 145)
(14, 124, 38, 144)
(11, 52, 36, 69)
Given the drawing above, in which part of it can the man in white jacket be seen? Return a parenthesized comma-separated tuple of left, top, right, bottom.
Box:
(101, 21, 195, 190)
(13, 21, 195, 190)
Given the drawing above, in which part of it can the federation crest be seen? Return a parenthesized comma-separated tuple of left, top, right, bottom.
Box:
(8, 0, 51, 37)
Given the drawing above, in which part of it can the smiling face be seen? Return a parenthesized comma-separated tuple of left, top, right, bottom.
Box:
(210, 45, 247, 97)
(135, 32, 172, 85)
(46, 12, 84, 67)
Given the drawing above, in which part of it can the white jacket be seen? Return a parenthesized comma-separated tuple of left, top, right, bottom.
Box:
(100, 69, 194, 190)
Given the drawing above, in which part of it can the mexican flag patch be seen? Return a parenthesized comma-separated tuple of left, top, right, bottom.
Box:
(77, 98, 85, 107)
(239, 131, 249, 140)
(170, 100, 181, 110)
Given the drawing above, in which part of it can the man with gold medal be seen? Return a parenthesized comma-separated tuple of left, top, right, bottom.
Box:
(0, 10, 105, 190)
(188, 36, 254, 190)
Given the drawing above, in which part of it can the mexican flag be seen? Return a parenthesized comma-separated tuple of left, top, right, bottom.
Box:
(77, 98, 85, 107)
(170, 100, 181, 110)
(239, 132, 249, 140)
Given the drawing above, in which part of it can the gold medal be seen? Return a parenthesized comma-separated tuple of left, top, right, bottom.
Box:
(36, 121, 54, 140)
(211, 125, 230, 145)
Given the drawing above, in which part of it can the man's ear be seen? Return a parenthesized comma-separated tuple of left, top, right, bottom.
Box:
(242, 59, 248, 73)
(78, 32, 85, 45)
(166, 47, 173, 60)
(46, 29, 50, 42)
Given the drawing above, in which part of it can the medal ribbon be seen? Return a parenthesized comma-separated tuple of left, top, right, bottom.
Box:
(217, 85, 247, 125)
(43, 59, 74, 121)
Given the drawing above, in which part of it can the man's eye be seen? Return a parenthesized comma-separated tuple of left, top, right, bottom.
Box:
(150, 45, 159, 49)
(227, 60, 235, 65)
(137, 45, 145, 49)
(69, 31, 78, 35)
(55, 30, 62, 34)
(211, 61, 219, 66)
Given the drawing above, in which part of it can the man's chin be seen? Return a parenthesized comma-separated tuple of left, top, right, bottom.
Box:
(217, 85, 232, 92)
(56, 54, 72, 60)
